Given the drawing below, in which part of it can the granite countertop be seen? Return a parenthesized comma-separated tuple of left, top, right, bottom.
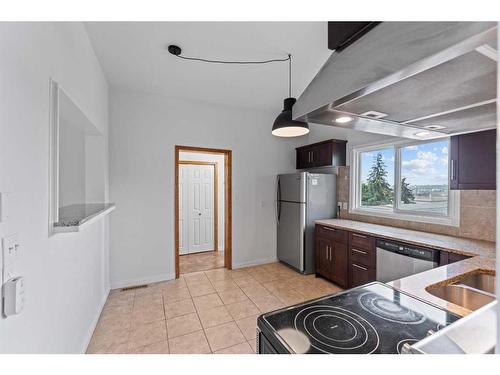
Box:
(54, 203, 115, 229)
(315, 218, 496, 316)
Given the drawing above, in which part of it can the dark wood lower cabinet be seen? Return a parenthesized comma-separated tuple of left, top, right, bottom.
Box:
(315, 226, 348, 288)
(331, 243, 348, 287)
(350, 262, 376, 288)
(439, 251, 471, 266)
(316, 236, 332, 280)
(316, 225, 474, 290)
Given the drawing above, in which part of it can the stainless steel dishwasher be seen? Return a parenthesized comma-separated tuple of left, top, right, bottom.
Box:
(376, 239, 440, 283)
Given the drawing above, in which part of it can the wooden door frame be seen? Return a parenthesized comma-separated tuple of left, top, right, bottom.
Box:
(175, 145, 232, 278)
(178, 161, 218, 254)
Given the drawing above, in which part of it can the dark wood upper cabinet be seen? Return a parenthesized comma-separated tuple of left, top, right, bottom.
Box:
(450, 129, 496, 190)
(296, 139, 347, 169)
(327, 22, 380, 51)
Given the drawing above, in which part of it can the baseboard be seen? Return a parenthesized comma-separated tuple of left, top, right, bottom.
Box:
(232, 257, 278, 269)
(81, 287, 110, 353)
(110, 273, 176, 290)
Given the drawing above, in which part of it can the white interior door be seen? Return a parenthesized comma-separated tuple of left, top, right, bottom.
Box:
(179, 165, 189, 255)
(182, 164, 215, 254)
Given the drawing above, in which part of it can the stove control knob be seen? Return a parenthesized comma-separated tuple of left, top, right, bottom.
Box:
(401, 343, 414, 354)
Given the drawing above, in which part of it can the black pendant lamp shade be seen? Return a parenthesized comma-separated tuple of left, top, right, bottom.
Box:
(272, 55, 309, 137)
(272, 98, 309, 137)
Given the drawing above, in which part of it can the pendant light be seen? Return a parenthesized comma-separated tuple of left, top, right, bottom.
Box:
(167, 45, 307, 136)
(272, 55, 309, 137)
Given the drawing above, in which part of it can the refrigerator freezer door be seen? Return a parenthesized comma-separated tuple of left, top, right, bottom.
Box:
(278, 173, 307, 203)
(277, 201, 306, 272)
(304, 174, 337, 274)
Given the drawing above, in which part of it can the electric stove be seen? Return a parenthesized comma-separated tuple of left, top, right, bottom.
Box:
(256, 282, 460, 354)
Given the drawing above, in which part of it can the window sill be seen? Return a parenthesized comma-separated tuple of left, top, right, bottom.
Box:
(348, 207, 459, 227)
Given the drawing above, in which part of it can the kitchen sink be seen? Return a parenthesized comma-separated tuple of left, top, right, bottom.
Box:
(458, 272, 495, 294)
(427, 272, 496, 311)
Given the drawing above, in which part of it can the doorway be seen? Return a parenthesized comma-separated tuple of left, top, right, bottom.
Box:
(175, 146, 232, 278)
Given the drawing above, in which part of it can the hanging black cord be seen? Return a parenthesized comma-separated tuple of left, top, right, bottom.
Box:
(288, 54, 292, 98)
(168, 46, 293, 97)
(167, 44, 290, 65)
(175, 54, 291, 65)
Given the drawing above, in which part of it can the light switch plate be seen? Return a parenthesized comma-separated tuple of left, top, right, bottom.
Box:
(0, 192, 11, 222)
(2, 234, 19, 283)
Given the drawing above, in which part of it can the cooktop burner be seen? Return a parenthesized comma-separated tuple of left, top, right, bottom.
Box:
(294, 305, 380, 353)
(257, 282, 460, 354)
(358, 292, 426, 324)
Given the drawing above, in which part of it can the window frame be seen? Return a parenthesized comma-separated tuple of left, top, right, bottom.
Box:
(349, 138, 459, 227)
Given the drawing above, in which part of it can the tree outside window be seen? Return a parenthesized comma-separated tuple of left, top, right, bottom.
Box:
(360, 149, 394, 208)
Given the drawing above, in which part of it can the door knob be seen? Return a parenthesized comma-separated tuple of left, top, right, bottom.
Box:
(198, 213, 202, 216)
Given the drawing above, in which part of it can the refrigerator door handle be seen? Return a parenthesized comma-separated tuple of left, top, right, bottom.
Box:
(276, 177, 281, 224)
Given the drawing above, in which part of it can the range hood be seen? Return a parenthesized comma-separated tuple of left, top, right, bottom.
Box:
(294, 22, 498, 140)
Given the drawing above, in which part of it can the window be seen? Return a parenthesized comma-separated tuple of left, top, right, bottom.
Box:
(398, 140, 449, 215)
(351, 138, 458, 226)
(360, 147, 395, 210)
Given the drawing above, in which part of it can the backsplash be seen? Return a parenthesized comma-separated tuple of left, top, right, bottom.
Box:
(336, 166, 496, 242)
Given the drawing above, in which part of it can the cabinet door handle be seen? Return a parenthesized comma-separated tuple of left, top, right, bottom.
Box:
(352, 248, 367, 255)
(308, 152, 311, 163)
(323, 227, 336, 232)
(352, 233, 367, 239)
(450, 159, 456, 180)
(352, 263, 368, 271)
(329, 247, 332, 261)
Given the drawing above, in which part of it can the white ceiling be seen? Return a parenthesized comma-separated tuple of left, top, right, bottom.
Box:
(84, 22, 332, 111)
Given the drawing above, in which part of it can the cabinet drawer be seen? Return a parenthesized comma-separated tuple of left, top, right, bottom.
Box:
(350, 262, 376, 288)
(317, 225, 348, 244)
(349, 246, 375, 268)
(349, 232, 375, 251)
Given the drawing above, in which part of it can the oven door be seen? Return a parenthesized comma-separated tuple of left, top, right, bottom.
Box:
(258, 331, 278, 354)
(376, 248, 437, 283)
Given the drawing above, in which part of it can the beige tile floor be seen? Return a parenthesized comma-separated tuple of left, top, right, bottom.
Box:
(179, 251, 225, 274)
(87, 262, 343, 354)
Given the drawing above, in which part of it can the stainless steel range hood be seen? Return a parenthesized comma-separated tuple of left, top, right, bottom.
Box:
(294, 22, 498, 140)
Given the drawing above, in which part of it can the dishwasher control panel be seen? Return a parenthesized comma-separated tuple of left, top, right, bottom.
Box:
(376, 239, 440, 262)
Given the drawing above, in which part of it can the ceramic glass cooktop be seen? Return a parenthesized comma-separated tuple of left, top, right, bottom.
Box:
(259, 282, 460, 354)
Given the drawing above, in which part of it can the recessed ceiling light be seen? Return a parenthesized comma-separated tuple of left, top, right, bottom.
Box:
(424, 125, 447, 130)
(335, 116, 353, 124)
(360, 110, 388, 119)
(414, 131, 431, 137)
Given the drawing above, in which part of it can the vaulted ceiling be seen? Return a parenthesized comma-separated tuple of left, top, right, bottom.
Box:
(85, 22, 331, 111)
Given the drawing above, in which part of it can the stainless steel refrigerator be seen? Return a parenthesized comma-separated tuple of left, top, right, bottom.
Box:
(276, 172, 337, 274)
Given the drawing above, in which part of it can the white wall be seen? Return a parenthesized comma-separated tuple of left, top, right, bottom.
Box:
(108, 89, 301, 287)
(179, 151, 225, 251)
(0, 23, 109, 353)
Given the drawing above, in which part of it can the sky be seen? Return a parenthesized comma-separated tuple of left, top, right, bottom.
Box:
(360, 139, 449, 187)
